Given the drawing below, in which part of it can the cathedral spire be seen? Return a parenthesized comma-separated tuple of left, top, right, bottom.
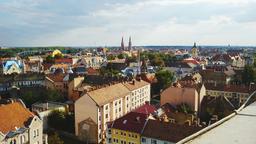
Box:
(193, 42, 197, 48)
(121, 37, 125, 50)
(128, 36, 132, 51)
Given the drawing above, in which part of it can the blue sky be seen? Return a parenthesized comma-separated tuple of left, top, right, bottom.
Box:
(0, 0, 256, 46)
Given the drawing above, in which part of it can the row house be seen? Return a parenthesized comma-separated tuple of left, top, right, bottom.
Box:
(75, 80, 150, 143)
(0, 99, 45, 144)
(204, 83, 256, 105)
(106, 108, 202, 144)
(0, 73, 45, 92)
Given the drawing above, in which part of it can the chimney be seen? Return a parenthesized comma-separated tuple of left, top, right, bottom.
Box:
(136, 116, 140, 123)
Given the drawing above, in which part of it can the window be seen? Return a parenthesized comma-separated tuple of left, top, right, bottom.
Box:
(108, 138, 112, 143)
(142, 138, 146, 143)
(37, 129, 39, 136)
(121, 132, 123, 135)
(20, 135, 26, 144)
(119, 108, 121, 112)
(151, 139, 157, 144)
(34, 130, 36, 138)
(105, 114, 108, 119)
(105, 105, 108, 110)
(164, 142, 168, 144)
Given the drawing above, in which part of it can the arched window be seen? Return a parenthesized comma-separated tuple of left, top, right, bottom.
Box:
(20, 135, 26, 144)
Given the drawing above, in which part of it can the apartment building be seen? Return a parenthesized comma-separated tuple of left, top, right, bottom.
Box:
(161, 82, 206, 113)
(75, 79, 150, 143)
(204, 83, 256, 105)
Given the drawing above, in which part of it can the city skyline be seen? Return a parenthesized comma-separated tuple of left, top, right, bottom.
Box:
(0, 0, 256, 46)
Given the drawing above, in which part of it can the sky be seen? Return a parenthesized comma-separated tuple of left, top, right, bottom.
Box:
(0, 0, 256, 47)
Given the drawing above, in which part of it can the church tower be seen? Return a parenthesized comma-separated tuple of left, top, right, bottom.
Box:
(121, 37, 125, 50)
(128, 36, 132, 51)
(191, 42, 199, 57)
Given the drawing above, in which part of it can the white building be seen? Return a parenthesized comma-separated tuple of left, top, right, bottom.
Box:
(75, 79, 150, 143)
(0, 99, 45, 144)
(32, 102, 68, 130)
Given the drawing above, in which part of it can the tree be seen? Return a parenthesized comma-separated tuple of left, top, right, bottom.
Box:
(45, 89, 64, 102)
(46, 55, 54, 63)
(153, 70, 174, 94)
(107, 54, 116, 60)
(48, 132, 64, 144)
(48, 110, 75, 133)
(151, 57, 165, 67)
(48, 110, 66, 130)
(117, 53, 126, 59)
(242, 65, 256, 85)
(176, 103, 193, 114)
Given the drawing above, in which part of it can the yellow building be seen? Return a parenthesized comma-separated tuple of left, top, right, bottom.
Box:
(51, 49, 63, 57)
(106, 112, 148, 144)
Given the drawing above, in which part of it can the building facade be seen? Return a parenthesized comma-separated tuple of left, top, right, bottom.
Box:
(75, 80, 150, 143)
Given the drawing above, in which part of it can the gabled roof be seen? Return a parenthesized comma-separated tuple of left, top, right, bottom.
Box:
(123, 80, 149, 91)
(111, 112, 148, 134)
(142, 119, 202, 143)
(0, 102, 34, 134)
(133, 102, 156, 115)
(87, 83, 130, 106)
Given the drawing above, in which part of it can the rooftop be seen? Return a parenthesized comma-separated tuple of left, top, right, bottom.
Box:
(123, 80, 149, 91)
(133, 102, 156, 115)
(0, 101, 34, 134)
(142, 119, 202, 143)
(87, 83, 130, 106)
(111, 112, 148, 134)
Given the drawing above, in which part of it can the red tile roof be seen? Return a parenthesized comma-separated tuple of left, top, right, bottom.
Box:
(55, 58, 73, 64)
(133, 102, 156, 115)
(205, 83, 256, 94)
(183, 59, 200, 65)
(111, 112, 148, 133)
(142, 119, 202, 143)
(0, 102, 34, 134)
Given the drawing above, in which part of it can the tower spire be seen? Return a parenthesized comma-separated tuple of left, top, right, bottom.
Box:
(128, 36, 132, 51)
(121, 36, 125, 50)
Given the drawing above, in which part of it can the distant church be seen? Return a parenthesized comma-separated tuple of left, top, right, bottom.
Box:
(191, 42, 199, 57)
(121, 36, 133, 51)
